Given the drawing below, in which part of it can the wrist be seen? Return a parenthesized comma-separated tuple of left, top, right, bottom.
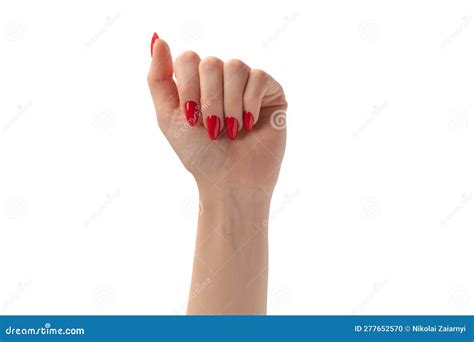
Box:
(198, 185, 272, 234)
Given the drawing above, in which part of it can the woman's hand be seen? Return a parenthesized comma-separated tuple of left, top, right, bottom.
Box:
(147, 33, 287, 314)
(147, 34, 287, 197)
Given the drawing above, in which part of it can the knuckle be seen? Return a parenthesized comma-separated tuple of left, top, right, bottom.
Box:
(250, 68, 268, 81)
(146, 72, 155, 86)
(200, 56, 223, 71)
(225, 59, 248, 72)
(175, 50, 200, 65)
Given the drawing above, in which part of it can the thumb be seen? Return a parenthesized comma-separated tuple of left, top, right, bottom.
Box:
(147, 33, 179, 127)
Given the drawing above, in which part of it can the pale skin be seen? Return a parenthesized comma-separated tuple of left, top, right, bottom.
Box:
(147, 35, 287, 314)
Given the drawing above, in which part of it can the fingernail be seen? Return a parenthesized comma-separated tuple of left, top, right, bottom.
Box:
(185, 101, 199, 126)
(225, 117, 239, 140)
(206, 115, 221, 140)
(150, 32, 159, 57)
(244, 111, 254, 132)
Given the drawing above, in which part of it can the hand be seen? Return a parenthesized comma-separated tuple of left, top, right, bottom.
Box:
(147, 34, 287, 197)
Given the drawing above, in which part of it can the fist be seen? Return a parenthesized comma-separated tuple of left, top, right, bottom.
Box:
(148, 33, 287, 195)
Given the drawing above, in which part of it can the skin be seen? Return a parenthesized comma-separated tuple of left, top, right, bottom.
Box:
(148, 37, 287, 314)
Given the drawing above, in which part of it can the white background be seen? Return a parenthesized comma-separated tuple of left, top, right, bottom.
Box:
(1, 0, 473, 314)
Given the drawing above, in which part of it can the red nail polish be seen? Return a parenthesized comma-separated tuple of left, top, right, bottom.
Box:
(225, 117, 239, 140)
(150, 32, 159, 57)
(244, 111, 254, 132)
(185, 101, 199, 126)
(206, 115, 220, 140)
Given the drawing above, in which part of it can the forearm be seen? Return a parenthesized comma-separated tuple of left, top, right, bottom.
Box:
(187, 188, 271, 315)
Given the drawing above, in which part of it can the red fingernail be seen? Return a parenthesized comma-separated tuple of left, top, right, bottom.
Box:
(225, 117, 239, 140)
(206, 115, 220, 140)
(244, 111, 254, 132)
(185, 101, 199, 126)
(150, 32, 159, 57)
